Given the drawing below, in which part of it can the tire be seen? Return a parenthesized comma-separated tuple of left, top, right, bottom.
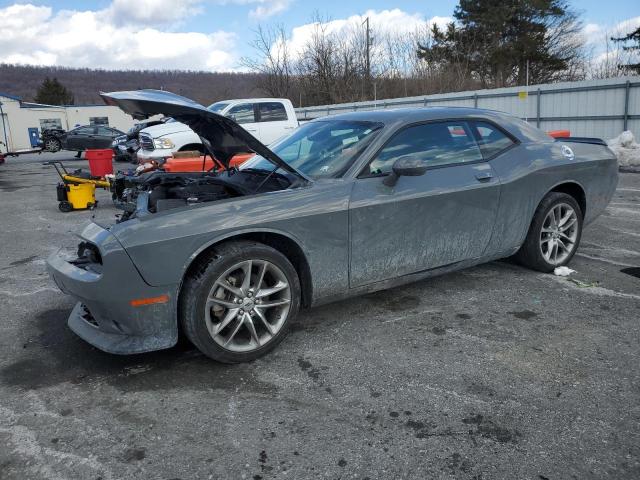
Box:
(514, 192, 583, 273)
(180, 241, 301, 363)
(45, 138, 61, 152)
(58, 201, 73, 212)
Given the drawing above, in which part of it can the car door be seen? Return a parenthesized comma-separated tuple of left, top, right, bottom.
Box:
(349, 120, 501, 287)
(256, 101, 294, 145)
(95, 126, 118, 148)
(65, 126, 95, 150)
(225, 103, 259, 138)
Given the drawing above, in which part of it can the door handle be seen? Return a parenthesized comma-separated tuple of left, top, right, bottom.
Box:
(475, 172, 493, 182)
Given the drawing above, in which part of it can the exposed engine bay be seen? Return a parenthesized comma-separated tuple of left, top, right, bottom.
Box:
(111, 168, 292, 222)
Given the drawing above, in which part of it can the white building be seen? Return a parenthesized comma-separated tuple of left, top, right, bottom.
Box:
(0, 92, 136, 152)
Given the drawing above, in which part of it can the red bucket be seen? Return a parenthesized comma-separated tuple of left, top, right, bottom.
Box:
(85, 149, 113, 177)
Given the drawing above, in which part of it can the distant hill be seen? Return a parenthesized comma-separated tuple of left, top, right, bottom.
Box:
(0, 64, 266, 105)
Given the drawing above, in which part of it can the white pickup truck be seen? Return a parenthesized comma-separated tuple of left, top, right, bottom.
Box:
(136, 98, 298, 163)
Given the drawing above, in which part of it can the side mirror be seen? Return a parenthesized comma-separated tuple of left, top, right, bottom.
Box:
(383, 156, 429, 187)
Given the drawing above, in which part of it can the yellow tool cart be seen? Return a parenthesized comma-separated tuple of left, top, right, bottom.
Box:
(46, 161, 110, 212)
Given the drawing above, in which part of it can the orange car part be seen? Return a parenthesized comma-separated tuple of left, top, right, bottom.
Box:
(547, 130, 571, 139)
(130, 294, 170, 307)
(162, 152, 255, 173)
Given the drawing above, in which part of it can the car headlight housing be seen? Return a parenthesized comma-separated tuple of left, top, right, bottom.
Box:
(153, 137, 175, 149)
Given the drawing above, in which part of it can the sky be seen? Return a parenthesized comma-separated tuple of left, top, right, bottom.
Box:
(0, 0, 638, 71)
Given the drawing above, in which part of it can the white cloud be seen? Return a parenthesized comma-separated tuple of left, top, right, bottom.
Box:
(583, 23, 602, 39)
(106, 0, 204, 27)
(282, 9, 452, 59)
(247, 0, 293, 19)
(581, 16, 640, 75)
(612, 16, 640, 37)
(584, 16, 640, 45)
(0, 2, 238, 71)
(214, 0, 293, 19)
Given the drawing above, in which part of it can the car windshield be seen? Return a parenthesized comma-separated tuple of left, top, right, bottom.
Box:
(240, 120, 383, 179)
(208, 102, 230, 113)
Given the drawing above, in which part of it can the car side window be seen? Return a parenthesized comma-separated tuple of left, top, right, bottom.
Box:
(73, 126, 95, 135)
(470, 121, 515, 159)
(96, 126, 115, 136)
(258, 102, 288, 122)
(226, 104, 255, 124)
(365, 121, 483, 176)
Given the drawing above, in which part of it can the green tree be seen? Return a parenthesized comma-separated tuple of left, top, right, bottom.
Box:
(34, 77, 74, 105)
(417, 0, 584, 88)
(612, 27, 640, 74)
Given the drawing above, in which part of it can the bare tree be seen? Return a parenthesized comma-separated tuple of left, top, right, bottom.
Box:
(240, 24, 294, 98)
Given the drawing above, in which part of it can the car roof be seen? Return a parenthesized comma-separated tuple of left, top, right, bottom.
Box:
(210, 98, 290, 104)
(309, 106, 553, 144)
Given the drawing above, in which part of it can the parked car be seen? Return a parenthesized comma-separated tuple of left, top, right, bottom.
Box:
(136, 97, 298, 163)
(48, 90, 618, 363)
(40, 128, 67, 152)
(42, 125, 124, 153)
(112, 119, 166, 162)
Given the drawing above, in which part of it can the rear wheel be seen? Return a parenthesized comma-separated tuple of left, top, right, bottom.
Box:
(58, 201, 73, 212)
(514, 192, 583, 272)
(180, 241, 300, 363)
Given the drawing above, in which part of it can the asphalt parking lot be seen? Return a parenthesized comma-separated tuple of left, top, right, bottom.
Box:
(0, 152, 639, 480)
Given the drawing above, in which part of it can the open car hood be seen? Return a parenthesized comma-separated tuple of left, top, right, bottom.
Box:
(100, 90, 306, 179)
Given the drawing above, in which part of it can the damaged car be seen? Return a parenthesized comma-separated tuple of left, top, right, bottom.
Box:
(47, 89, 618, 363)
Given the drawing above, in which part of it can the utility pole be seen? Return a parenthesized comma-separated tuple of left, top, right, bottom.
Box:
(363, 17, 371, 100)
(525, 59, 529, 122)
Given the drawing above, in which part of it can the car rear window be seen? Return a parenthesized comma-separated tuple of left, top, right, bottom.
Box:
(470, 121, 515, 159)
(97, 126, 115, 136)
(258, 102, 288, 122)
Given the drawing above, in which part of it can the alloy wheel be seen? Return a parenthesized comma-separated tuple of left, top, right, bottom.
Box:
(204, 259, 291, 352)
(539, 203, 579, 265)
(45, 139, 59, 152)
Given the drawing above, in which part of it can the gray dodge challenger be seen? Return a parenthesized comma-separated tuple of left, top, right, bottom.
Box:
(47, 90, 618, 363)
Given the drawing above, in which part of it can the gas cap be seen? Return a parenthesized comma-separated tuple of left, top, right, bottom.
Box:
(561, 145, 574, 160)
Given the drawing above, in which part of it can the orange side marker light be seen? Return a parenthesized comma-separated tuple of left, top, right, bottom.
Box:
(130, 294, 170, 307)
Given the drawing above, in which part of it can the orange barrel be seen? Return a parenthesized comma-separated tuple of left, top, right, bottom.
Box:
(85, 149, 113, 177)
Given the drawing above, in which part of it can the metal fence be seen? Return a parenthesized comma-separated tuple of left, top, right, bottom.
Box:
(295, 76, 640, 140)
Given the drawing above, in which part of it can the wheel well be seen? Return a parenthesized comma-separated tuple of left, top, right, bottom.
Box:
(184, 232, 313, 308)
(179, 143, 204, 152)
(550, 182, 586, 218)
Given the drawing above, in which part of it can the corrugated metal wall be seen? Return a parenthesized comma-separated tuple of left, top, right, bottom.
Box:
(295, 76, 640, 140)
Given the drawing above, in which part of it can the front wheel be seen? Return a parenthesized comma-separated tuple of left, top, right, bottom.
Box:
(44, 138, 61, 152)
(514, 192, 583, 272)
(180, 241, 301, 363)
